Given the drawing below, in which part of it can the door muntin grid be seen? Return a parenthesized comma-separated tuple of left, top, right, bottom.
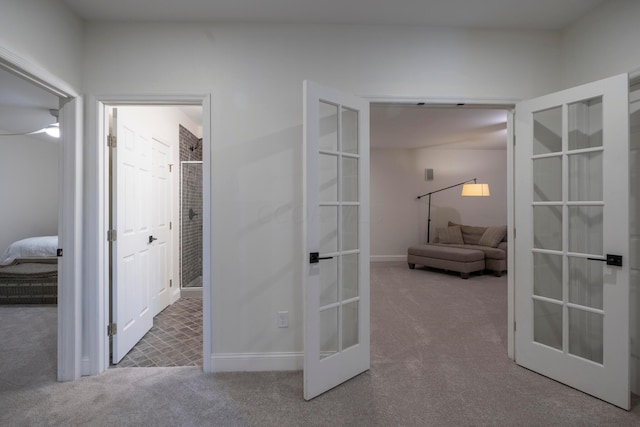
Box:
(531, 97, 604, 364)
(318, 101, 361, 360)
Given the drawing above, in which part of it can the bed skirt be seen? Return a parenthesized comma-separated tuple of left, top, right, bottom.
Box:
(0, 262, 58, 304)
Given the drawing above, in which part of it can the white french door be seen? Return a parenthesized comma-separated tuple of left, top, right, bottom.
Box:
(111, 108, 154, 363)
(514, 73, 630, 409)
(303, 81, 370, 400)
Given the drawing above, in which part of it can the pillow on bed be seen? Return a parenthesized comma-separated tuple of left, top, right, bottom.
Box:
(437, 226, 464, 244)
(0, 236, 58, 266)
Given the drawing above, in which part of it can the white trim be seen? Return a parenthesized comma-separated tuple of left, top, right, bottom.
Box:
(201, 94, 213, 373)
(506, 110, 515, 361)
(85, 97, 108, 375)
(0, 46, 79, 98)
(211, 352, 303, 372)
(57, 98, 83, 381)
(81, 357, 90, 375)
(86, 94, 213, 375)
(181, 287, 203, 298)
(370, 255, 407, 262)
(363, 94, 520, 107)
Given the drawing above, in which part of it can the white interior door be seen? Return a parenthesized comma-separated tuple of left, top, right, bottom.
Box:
(150, 137, 171, 317)
(514, 73, 630, 409)
(303, 80, 370, 400)
(112, 108, 154, 363)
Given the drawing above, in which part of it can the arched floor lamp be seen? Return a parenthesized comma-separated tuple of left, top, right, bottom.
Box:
(416, 178, 490, 242)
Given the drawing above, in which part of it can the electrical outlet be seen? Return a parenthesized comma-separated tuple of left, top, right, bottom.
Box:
(277, 311, 289, 328)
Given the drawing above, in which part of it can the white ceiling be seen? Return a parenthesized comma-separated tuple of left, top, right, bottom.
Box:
(61, 0, 605, 30)
(371, 104, 508, 150)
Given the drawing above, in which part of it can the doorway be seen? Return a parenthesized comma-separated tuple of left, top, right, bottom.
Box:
(99, 102, 208, 369)
(0, 67, 61, 384)
(0, 58, 81, 381)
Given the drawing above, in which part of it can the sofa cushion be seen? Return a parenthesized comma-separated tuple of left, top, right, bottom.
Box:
(448, 221, 486, 245)
(408, 244, 484, 262)
(438, 243, 506, 260)
(437, 226, 464, 244)
(478, 226, 507, 248)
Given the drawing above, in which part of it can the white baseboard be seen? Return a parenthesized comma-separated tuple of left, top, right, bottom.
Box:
(180, 287, 202, 298)
(370, 255, 407, 263)
(210, 352, 303, 372)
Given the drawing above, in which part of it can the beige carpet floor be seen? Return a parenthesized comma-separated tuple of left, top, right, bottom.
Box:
(1, 263, 640, 426)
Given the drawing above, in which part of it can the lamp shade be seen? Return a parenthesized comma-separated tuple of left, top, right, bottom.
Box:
(461, 183, 490, 196)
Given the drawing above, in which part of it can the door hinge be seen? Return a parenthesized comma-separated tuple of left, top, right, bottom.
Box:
(169, 164, 173, 172)
(57, 248, 63, 257)
(107, 134, 117, 148)
(513, 135, 516, 145)
(170, 279, 172, 288)
(514, 322, 517, 331)
(513, 228, 516, 239)
(169, 221, 172, 230)
(107, 229, 117, 242)
(108, 323, 117, 337)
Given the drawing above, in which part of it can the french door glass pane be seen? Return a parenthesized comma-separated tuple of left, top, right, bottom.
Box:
(319, 307, 338, 360)
(319, 154, 338, 203)
(315, 96, 362, 366)
(568, 257, 603, 309)
(319, 206, 338, 254)
(342, 107, 359, 154)
(342, 206, 359, 251)
(533, 205, 562, 250)
(342, 253, 359, 300)
(569, 307, 603, 364)
(533, 106, 562, 155)
(533, 300, 563, 350)
(568, 97, 603, 150)
(342, 157, 359, 202)
(533, 156, 562, 202)
(568, 206, 603, 255)
(569, 152, 603, 201)
(342, 301, 359, 350)
(533, 252, 562, 300)
(319, 257, 338, 307)
(319, 101, 338, 151)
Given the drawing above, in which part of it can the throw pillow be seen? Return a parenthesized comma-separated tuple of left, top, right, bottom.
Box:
(478, 226, 508, 248)
(437, 226, 464, 245)
(448, 221, 487, 245)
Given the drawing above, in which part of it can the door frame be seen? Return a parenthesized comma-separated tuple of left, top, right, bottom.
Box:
(86, 94, 213, 374)
(0, 47, 83, 381)
(364, 95, 518, 359)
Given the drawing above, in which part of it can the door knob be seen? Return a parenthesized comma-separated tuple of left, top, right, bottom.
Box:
(148, 235, 158, 244)
(587, 254, 622, 266)
(309, 252, 334, 264)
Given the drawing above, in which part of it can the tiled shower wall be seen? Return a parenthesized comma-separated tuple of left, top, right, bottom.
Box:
(179, 125, 202, 287)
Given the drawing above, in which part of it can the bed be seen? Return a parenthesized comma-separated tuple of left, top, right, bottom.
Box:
(0, 236, 58, 304)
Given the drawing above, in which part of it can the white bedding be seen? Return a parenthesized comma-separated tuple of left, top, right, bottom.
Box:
(0, 236, 58, 266)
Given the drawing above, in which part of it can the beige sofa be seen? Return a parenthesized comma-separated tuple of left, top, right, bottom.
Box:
(407, 222, 507, 279)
